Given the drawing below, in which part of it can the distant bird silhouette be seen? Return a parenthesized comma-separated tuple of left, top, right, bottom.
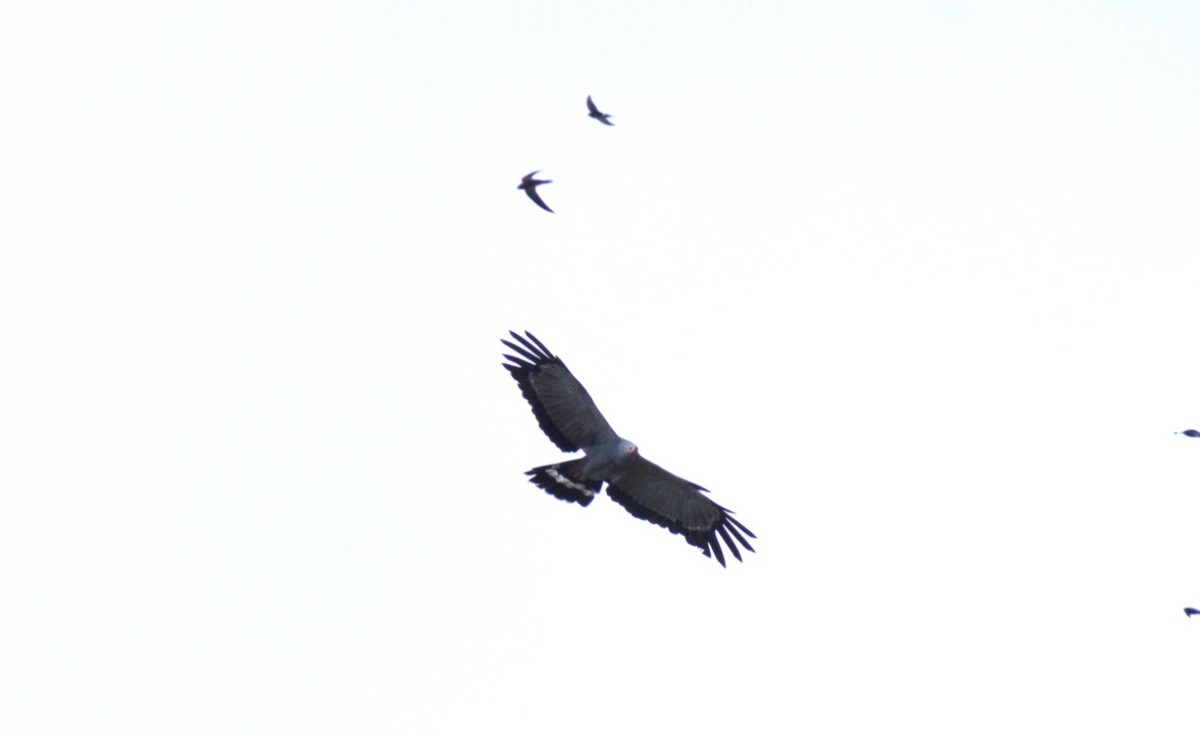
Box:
(586, 95, 614, 126)
(1177, 429, 1200, 438)
(518, 171, 554, 213)
(1185, 608, 1199, 617)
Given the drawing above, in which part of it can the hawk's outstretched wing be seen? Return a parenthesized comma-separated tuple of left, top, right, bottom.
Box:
(502, 331, 619, 452)
(607, 456, 756, 567)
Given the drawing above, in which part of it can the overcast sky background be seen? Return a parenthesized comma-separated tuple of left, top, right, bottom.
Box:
(3, 2, 1199, 730)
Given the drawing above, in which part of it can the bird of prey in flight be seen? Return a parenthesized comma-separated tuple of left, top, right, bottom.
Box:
(502, 330, 755, 566)
(586, 95, 614, 126)
(518, 171, 554, 213)
(1186, 608, 1200, 618)
(1176, 429, 1200, 438)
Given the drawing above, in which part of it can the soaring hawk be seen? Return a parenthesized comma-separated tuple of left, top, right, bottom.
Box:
(502, 331, 755, 566)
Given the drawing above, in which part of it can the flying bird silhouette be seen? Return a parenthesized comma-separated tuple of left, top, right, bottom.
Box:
(502, 330, 755, 566)
(1186, 608, 1200, 617)
(586, 95, 614, 126)
(1177, 429, 1200, 438)
(518, 171, 554, 213)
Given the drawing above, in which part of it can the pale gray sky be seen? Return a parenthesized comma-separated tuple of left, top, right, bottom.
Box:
(3, 2, 1199, 730)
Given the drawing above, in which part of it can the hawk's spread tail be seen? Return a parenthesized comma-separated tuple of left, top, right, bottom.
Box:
(526, 459, 602, 506)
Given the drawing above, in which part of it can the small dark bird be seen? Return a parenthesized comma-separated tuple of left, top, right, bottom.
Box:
(1186, 608, 1200, 617)
(517, 171, 554, 213)
(1177, 429, 1200, 438)
(586, 95, 614, 126)
(502, 330, 755, 566)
